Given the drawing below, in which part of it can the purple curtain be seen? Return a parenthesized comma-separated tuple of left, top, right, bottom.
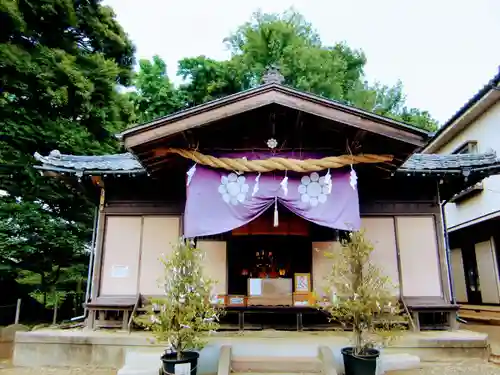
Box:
(183, 161, 360, 238)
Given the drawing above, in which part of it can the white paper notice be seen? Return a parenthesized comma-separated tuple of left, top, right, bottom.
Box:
(111, 265, 129, 278)
(174, 362, 191, 375)
(249, 278, 262, 296)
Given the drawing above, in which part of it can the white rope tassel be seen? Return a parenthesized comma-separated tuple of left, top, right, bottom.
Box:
(280, 171, 288, 196)
(273, 197, 279, 227)
(324, 168, 332, 194)
(252, 173, 261, 196)
(186, 163, 197, 186)
(349, 166, 358, 190)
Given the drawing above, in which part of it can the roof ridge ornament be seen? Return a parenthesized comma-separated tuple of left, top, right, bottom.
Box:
(49, 150, 61, 159)
(262, 64, 285, 85)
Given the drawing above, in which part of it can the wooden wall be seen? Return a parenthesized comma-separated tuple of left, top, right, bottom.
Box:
(312, 216, 444, 300)
(90, 172, 449, 302)
(95, 214, 181, 298)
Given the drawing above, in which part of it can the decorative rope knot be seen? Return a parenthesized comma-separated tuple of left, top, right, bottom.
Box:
(160, 148, 393, 173)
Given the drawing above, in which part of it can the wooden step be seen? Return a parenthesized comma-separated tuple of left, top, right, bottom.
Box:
(490, 352, 500, 365)
(460, 304, 500, 313)
(231, 356, 322, 373)
(459, 310, 500, 322)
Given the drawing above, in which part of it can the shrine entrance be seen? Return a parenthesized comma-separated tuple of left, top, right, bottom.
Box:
(227, 235, 312, 296)
(219, 207, 335, 330)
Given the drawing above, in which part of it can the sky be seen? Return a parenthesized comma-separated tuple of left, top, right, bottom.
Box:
(103, 0, 500, 125)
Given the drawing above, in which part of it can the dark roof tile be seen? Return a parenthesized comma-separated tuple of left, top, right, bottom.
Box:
(401, 151, 499, 171)
(34, 150, 500, 175)
(33, 150, 144, 172)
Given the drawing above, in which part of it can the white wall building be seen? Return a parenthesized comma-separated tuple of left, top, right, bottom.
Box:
(423, 69, 500, 305)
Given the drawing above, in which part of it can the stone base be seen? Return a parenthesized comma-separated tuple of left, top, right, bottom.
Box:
(118, 348, 418, 375)
(12, 329, 489, 374)
(0, 324, 29, 360)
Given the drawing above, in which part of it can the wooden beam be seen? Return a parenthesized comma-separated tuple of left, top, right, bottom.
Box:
(90, 175, 104, 188)
(147, 155, 175, 169)
(124, 89, 426, 149)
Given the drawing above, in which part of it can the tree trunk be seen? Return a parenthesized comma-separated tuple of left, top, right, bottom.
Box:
(354, 325, 363, 355)
(41, 274, 47, 307)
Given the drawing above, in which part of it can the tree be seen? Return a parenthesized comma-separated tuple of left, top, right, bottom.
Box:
(0, 0, 135, 309)
(131, 9, 438, 131)
(130, 55, 183, 123)
(317, 231, 407, 375)
(224, 10, 366, 101)
(135, 238, 221, 360)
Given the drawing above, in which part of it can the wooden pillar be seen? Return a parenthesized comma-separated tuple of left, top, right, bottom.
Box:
(87, 187, 106, 330)
(434, 211, 452, 304)
(411, 312, 421, 332)
(90, 187, 106, 301)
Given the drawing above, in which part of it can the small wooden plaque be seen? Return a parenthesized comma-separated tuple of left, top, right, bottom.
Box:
(227, 295, 246, 307)
(293, 292, 312, 306)
(247, 294, 293, 306)
(294, 273, 311, 294)
(210, 294, 226, 306)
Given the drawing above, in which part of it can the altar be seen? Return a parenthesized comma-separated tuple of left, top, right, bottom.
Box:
(206, 210, 327, 312)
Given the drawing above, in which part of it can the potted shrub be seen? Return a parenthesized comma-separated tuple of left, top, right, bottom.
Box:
(136, 238, 222, 375)
(317, 230, 407, 375)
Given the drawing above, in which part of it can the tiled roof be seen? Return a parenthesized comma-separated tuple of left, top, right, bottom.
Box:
(400, 151, 499, 171)
(33, 150, 144, 173)
(34, 150, 500, 174)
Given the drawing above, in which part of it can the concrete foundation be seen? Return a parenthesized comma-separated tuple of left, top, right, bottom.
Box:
(1, 325, 29, 360)
(12, 329, 489, 374)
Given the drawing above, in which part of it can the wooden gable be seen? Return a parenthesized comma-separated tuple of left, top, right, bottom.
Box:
(119, 84, 430, 175)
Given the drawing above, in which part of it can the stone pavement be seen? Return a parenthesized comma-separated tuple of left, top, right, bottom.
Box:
(2, 323, 500, 374)
(464, 323, 500, 357)
(0, 361, 500, 375)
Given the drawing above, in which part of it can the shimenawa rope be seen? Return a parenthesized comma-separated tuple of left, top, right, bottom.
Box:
(162, 148, 393, 173)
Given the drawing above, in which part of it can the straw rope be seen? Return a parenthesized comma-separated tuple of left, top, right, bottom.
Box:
(162, 148, 393, 173)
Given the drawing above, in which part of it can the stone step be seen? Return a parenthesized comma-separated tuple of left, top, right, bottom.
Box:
(379, 354, 421, 374)
(231, 356, 322, 373)
(489, 344, 500, 365)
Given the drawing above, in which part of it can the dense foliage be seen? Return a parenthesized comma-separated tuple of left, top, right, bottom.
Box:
(131, 10, 438, 131)
(0, 0, 135, 311)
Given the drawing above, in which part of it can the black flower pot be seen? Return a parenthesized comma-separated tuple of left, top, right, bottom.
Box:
(160, 351, 200, 375)
(341, 347, 380, 375)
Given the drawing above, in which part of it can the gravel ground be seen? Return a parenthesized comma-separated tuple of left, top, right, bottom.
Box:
(388, 359, 500, 374)
(0, 360, 499, 375)
(0, 367, 116, 375)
